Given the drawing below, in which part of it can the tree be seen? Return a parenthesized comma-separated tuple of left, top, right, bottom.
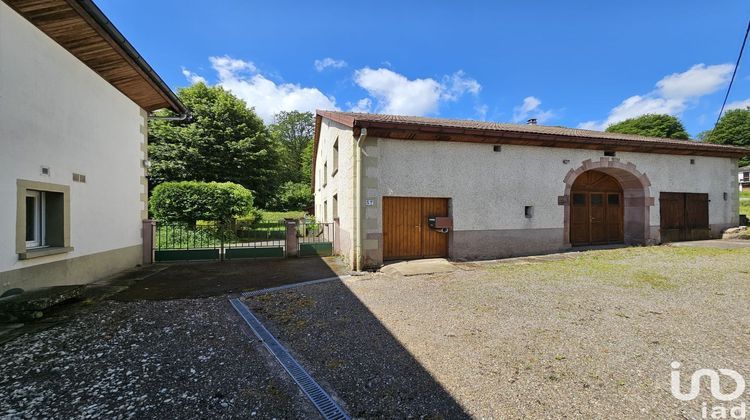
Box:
(269, 181, 313, 211)
(301, 141, 314, 182)
(148, 83, 278, 207)
(269, 111, 315, 183)
(605, 114, 690, 139)
(150, 181, 254, 224)
(701, 108, 750, 166)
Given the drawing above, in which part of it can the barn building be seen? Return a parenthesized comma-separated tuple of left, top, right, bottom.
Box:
(312, 111, 747, 270)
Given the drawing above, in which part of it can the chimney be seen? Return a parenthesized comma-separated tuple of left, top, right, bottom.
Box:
(527, 118, 537, 125)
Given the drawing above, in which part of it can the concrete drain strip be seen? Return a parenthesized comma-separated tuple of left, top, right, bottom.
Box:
(229, 298, 350, 420)
(240, 275, 351, 298)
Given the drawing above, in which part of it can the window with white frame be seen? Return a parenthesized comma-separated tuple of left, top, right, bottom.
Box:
(25, 190, 45, 248)
(17, 180, 71, 259)
(332, 138, 339, 176)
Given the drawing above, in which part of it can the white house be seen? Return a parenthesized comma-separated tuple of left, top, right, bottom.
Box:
(313, 111, 747, 270)
(0, 0, 186, 293)
(739, 165, 750, 191)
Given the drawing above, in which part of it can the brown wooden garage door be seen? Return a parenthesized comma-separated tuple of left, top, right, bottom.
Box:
(659, 192, 710, 242)
(383, 197, 449, 260)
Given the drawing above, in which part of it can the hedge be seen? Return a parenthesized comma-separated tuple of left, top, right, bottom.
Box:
(150, 181, 254, 224)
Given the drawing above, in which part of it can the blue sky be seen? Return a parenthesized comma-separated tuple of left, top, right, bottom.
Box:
(98, 0, 750, 136)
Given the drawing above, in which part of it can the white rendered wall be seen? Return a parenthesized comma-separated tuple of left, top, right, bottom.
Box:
(0, 3, 146, 281)
(314, 119, 355, 261)
(375, 139, 739, 232)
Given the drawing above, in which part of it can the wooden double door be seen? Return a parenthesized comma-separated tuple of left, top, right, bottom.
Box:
(383, 197, 449, 260)
(570, 171, 624, 246)
(659, 192, 710, 242)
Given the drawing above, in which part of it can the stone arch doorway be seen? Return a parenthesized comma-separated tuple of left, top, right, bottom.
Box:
(562, 158, 655, 246)
(570, 171, 623, 245)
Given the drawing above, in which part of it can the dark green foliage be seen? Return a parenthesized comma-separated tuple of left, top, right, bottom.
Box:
(269, 181, 313, 211)
(301, 141, 314, 182)
(270, 111, 315, 184)
(148, 83, 278, 207)
(605, 114, 690, 139)
(150, 181, 254, 224)
(701, 108, 750, 166)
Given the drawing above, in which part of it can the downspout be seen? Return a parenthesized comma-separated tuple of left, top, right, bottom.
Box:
(354, 128, 367, 272)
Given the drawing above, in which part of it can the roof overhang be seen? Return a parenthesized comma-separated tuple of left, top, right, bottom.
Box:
(314, 110, 750, 160)
(3, 0, 186, 114)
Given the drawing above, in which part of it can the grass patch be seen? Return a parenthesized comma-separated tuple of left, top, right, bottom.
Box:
(631, 270, 674, 290)
(485, 246, 749, 290)
(259, 210, 306, 222)
(741, 191, 750, 217)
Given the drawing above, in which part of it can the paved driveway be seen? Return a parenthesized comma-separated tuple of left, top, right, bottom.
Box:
(113, 256, 348, 300)
(245, 245, 750, 418)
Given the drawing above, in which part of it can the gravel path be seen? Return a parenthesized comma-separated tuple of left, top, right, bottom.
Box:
(246, 246, 750, 418)
(0, 298, 315, 419)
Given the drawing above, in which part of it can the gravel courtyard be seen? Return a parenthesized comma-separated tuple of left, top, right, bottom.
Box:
(0, 298, 315, 419)
(246, 246, 750, 418)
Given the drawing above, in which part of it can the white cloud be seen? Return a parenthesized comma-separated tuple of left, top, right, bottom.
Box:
(578, 63, 733, 131)
(353, 67, 480, 115)
(512, 96, 555, 123)
(183, 56, 338, 123)
(656, 64, 734, 99)
(349, 98, 373, 113)
(726, 98, 750, 111)
(181, 67, 206, 85)
(314, 57, 347, 72)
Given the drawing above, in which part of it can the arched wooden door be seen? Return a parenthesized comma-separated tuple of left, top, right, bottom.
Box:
(570, 170, 624, 246)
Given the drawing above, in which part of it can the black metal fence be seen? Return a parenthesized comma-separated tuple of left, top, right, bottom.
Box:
(297, 220, 334, 257)
(154, 221, 286, 262)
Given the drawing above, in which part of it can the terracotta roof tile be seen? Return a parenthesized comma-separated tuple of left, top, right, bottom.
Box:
(316, 110, 749, 157)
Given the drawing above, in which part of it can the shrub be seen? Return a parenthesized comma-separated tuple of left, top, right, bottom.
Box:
(270, 181, 313, 211)
(150, 181, 254, 224)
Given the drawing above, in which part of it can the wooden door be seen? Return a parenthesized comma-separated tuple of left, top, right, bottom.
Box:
(383, 197, 449, 260)
(660, 192, 709, 242)
(570, 171, 624, 246)
(589, 193, 606, 243)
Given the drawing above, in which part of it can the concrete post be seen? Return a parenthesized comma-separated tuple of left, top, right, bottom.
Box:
(284, 219, 298, 257)
(142, 219, 156, 265)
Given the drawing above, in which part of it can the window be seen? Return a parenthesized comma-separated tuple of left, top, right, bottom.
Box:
(332, 138, 339, 176)
(323, 162, 328, 187)
(743, 171, 750, 182)
(17, 180, 72, 259)
(332, 194, 338, 219)
(604, 151, 616, 157)
(323, 200, 328, 222)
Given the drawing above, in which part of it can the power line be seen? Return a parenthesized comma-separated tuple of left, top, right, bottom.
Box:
(715, 18, 750, 129)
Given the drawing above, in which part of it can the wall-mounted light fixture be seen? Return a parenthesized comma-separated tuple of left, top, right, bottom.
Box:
(525, 206, 534, 218)
(562, 159, 570, 164)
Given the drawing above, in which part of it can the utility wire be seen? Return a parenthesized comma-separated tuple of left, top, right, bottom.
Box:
(715, 18, 750, 128)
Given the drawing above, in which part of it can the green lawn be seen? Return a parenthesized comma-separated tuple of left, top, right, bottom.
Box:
(741, 191, 750, 216)
(259, 210, 306, 222)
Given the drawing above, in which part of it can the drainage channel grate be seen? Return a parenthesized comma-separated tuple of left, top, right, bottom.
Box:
(240, 275, 350, 298)
(229, 298, 350, 420)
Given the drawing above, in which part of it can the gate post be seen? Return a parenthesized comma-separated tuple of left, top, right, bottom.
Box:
(142, 219, 156, 265)
(285, 219, 298, 257)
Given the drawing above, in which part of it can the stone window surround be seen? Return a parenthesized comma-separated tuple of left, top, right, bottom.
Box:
(16, 179, 73, 260)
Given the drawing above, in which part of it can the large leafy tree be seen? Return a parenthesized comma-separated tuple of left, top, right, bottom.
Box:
(605, 114, 690, 139)
(148, 83, 278, 207)
(269, 111, 315, 183)
(701, 108, 750, 166)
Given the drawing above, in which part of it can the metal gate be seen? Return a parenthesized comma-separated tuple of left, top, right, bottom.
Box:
(297, 220, 334, 257)
(154, 221, 286, 262)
